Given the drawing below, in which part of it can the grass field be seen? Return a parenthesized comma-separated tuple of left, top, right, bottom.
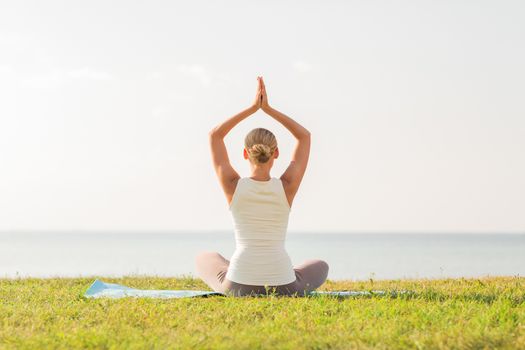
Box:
(1, 276, 524, 349)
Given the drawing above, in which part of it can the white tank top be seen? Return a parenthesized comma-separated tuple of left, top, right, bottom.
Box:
(225, 176, 296, 286)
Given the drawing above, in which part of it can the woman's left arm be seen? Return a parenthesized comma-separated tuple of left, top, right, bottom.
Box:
(208, 77, 263, 198)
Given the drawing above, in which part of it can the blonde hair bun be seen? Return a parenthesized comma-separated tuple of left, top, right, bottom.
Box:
(250, 144, 272, 163)
(245, 128, 277, 164)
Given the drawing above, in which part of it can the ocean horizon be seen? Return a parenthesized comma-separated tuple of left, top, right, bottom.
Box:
(1, 231, 524, 281)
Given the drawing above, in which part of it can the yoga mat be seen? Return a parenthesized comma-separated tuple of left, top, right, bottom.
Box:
(84, 279, 412, 299)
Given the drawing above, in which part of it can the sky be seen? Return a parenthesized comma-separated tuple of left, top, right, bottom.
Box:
(0, 0, 524, 233)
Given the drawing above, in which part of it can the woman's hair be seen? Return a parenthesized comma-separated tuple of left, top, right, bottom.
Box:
(244, 128, 277, 164)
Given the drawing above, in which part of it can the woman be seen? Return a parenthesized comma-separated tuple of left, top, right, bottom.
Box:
(195, 76, 329, 297)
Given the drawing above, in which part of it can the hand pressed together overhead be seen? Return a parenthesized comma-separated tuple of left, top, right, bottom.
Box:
(251, 76, 271, 111)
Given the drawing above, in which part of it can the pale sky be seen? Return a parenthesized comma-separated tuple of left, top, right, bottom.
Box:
(0, 0, 524, 233)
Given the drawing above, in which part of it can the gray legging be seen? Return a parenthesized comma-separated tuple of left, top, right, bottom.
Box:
(195, 251, 329, 297)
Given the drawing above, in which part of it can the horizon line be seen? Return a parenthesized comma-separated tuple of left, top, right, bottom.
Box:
(1, 229, 524, 235)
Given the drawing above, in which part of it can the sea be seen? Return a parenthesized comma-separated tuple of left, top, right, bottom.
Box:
(1, 231, 524, 281)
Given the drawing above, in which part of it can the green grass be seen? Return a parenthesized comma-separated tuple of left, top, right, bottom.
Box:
(1, 276, 524, 349)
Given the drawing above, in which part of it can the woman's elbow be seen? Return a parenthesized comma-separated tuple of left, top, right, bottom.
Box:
(299, 129, 311, 139)
(209, 128, 226, 140)
(208, 127, 220, 138)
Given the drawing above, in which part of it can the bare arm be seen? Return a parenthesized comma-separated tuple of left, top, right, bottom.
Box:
(261, 105, 311, 139)
(260, 78, 310, 204)
(209, 77, 263, 204)
(209, 104, 258, 139)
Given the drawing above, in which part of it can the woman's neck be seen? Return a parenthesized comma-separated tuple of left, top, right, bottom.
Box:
(249, 167, 271, 181)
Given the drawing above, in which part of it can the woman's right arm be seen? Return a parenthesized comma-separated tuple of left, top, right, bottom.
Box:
(260, 78, 311, 205)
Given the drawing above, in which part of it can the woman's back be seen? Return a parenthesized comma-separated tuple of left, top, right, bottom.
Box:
(225, 177, 296, 286)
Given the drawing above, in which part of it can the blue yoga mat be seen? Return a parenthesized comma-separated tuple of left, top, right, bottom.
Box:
(84, 279, 410, 299)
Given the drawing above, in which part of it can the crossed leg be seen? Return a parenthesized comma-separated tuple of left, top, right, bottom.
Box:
(194, 251, 231, 294)
(195, 251, 329, 296)
(292, 258, 330, 293)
